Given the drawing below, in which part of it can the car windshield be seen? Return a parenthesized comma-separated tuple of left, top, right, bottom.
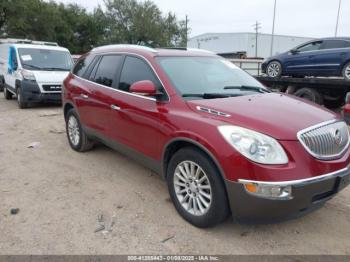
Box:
(156, 56, 268, 99)
(18, 48, 73, 71)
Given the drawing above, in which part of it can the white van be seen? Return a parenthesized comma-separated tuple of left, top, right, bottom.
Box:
(0, 39, 73, 108)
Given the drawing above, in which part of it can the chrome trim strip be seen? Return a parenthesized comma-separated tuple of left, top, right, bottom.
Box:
(238, 164, 350, 187)
(297, 120, 350, 160)
(288, 64, 340, 68)
(73, 51, 170, 103)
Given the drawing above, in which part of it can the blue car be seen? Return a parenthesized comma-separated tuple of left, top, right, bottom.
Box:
(262, 38, 350, 80)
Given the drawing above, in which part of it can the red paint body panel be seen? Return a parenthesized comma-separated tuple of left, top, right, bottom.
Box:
(63, 47, 350, 185)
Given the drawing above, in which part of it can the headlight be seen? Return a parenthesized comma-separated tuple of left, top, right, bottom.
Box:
(218, 125, 288, 164)
(20, 69, 36, 81)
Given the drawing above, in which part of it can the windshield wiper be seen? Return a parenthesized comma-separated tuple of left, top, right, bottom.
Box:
(22, 64, 43, 70)
(182, 93, 240, 99)
(42, 67, 69, 71)
(224, 85, 270, 93)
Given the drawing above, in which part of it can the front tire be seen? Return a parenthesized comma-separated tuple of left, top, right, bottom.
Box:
(167, 147, 229, 228)
(16, 87, 28, 108)
(342, 62, 350, 81)
(266, 61, 282, 78)
(65, 109, 94, 152)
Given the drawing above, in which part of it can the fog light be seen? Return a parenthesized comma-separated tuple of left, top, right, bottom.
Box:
(243, 183, 292, 200)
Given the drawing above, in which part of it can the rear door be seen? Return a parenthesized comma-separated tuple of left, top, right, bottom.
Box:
(284, 41, 323, 75)
(107, 55, 167, 160)
(312, 40, 350, 75)
(86, 54, 124, 136)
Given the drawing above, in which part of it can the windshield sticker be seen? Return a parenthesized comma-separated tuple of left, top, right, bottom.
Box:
(21, 55, 32, 61)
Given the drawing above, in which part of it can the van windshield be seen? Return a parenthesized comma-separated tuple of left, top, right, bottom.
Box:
(18, 48, 73, 71)
(156, 56, 268, 99)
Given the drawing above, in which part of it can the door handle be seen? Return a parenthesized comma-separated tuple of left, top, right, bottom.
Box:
(80, 94, 89, 99)
(110, 104, 121, 111)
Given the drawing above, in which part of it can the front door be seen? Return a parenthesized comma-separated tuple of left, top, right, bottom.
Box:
(284, 40, 323, 75)
(107, 55, 167, 160)
(5, 46, 19, 92)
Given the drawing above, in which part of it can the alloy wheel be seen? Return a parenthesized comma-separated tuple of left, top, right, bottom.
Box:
(267, 62, 281, 78)
(345, 64, 350, 80)
(68, 115, 80, 146)
(173, 160, 212, 216)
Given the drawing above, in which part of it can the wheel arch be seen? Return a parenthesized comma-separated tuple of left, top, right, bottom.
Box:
(63, 102, 75, 119)
(162, 137, 226, 182)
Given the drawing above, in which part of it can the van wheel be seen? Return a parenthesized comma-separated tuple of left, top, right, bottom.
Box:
(294, 88, 324, 105)
(342, 62, 350, 80)
(16, 87, 28, 108)
(65, 109, 94, 152)
(4, 87, 13, 100)
(166, 147, 229, 228)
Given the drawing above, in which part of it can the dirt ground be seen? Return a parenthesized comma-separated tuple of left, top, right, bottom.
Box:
(0, 95, 350, 255)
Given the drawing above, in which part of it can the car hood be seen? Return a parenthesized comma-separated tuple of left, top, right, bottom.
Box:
(186, 93, 340, 140)
(31, 70, 70, 84)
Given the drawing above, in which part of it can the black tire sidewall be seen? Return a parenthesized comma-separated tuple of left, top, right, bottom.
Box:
(66, 109, 84, 151)
(16, 87, 27, 108)
(167, 147, 229, 228)
(294, 88, 323, 105)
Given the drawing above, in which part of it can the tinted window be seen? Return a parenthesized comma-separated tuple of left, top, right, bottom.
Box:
(297, 41, 322, 52)
(119, 56, 161, 92)
(73, 54, 95, 77)
(322, 40, 350, 49)
(91, 55, 123, 87)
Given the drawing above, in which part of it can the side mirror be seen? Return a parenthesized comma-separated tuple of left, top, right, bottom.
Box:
(130, 80, 160, 96)
(290, 49, 299, 55)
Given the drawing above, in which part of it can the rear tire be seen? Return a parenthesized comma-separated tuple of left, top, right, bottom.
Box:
(16, 87, 28, 109)
(266, 61, 282, 78)
(4, 87, 13, 100)
(294, 88, 324, 105)
(342, 62, 350, 81)
(166, 147, 229, 228)
(65, 109, 94, 152)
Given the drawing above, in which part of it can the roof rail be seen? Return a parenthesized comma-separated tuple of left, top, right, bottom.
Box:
(0, 38, 58, 46)
(186, 48, 215, 54)
(91, 44, 157, 53)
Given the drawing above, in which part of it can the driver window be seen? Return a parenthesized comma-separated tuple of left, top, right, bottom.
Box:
(297, 41, 322, 52)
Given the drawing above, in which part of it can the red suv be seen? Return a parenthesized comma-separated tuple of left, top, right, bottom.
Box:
(63, 45, 350, 227)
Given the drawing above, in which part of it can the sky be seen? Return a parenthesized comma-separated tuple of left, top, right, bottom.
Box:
(58, 0, 350, 39)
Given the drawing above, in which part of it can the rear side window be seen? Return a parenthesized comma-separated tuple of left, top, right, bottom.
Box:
(119, 56, 161, 92)
(73, 54, 95, 77)
(322, 40, 350, 49)
(90, 55, 123, 87)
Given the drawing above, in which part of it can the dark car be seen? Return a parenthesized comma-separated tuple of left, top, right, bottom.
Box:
(63, 45, 350, 227)
(262, 38, 350, 80)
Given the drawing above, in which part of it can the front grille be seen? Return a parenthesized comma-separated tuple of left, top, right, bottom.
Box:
(42, 84, 62, 92)
(297, 121, 350, 160)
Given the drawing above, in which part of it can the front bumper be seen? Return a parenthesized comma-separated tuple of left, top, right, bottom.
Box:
(22, 80, 61, 103)
(225, 165, 350, 223)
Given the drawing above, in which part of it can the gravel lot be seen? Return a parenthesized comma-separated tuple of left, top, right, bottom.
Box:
(0, 95, 350, 255)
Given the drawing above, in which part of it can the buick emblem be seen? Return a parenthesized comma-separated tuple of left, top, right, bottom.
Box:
(333, 129, 342, 146)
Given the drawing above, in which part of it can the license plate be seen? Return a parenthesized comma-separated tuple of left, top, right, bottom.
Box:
(338, 174, 350, 192)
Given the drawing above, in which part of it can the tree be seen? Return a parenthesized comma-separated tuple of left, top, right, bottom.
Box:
(0, 0, 189, 53)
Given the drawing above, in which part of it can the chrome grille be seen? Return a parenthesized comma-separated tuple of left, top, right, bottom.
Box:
(297, 121, 350, 160)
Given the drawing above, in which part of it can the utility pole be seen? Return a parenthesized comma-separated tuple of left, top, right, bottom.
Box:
(185, 15, 188, 47)
(253, 21, 261, 58)
(270, 0, 277, 56)
(335, 0, 342, 37)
